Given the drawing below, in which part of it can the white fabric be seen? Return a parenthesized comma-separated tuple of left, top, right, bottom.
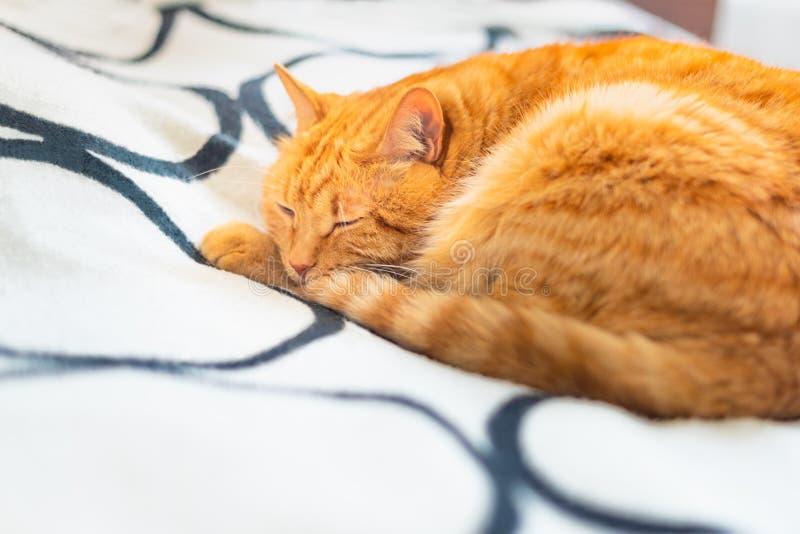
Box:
(1, 1, 796, 533)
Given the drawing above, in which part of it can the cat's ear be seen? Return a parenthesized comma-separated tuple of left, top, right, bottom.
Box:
(274, 63, 326, 134)
(381, 87, 445, 164)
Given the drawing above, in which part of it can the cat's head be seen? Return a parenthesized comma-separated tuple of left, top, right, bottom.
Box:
(263, 64, 449, 283)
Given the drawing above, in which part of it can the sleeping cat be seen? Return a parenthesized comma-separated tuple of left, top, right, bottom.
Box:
(201, 36, 800, 419)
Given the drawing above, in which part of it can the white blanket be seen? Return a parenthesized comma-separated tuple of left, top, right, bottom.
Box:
(1, 1, 797, 533)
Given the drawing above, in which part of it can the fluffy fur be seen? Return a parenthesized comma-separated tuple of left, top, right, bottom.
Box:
(202, 37, 800, 418)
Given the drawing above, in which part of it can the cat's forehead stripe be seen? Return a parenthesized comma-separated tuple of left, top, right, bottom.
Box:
(283, 88, 397, 213)
(290, 93, 390, 202)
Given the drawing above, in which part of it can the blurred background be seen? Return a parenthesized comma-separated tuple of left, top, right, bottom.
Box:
(629, 0, 800, 69)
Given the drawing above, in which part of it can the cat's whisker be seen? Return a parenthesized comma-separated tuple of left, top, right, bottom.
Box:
(368, 268, 417, 280)
(362, 263, 420, 275)
(207, 179, 269, 185)
(356, 264, 418, 281)
(187, 166, 229, 180)
(350, 266, 415, 283)
(188, 163, 272, 181)
(362, 262, 418, 271)
(370, 270, 414, 281)
(362, 269, 416, 280)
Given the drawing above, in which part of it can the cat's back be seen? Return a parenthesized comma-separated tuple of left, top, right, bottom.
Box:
(520, 37, 800, 140)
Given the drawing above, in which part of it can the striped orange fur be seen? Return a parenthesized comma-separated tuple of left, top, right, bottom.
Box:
(202, 37, 800, 418)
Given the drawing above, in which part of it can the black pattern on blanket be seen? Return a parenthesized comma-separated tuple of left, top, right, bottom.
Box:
(0, 2, 791, 533)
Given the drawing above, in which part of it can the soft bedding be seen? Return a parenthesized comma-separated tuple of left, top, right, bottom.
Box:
(1, 1, 798, 533)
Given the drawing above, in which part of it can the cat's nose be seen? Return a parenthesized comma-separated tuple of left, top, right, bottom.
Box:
(290, 261, 312, 277)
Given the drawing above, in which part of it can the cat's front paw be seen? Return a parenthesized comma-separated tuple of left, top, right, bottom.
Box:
(200, 222, 280, 282)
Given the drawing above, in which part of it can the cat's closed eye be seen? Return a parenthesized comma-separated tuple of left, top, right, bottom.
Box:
(334, 218, 362, 229)
(277, 203, 295, 217)
(329, 217, 363, 235)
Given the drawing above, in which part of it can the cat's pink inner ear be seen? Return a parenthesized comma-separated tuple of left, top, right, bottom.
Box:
(274, 64, 323, 134)
(381, 88, 444, 164)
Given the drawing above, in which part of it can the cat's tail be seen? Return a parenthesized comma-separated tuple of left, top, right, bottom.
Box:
(308, 271, 799, 418)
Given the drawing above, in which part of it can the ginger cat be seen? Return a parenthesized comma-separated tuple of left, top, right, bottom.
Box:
(202, 37, 800, 419)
